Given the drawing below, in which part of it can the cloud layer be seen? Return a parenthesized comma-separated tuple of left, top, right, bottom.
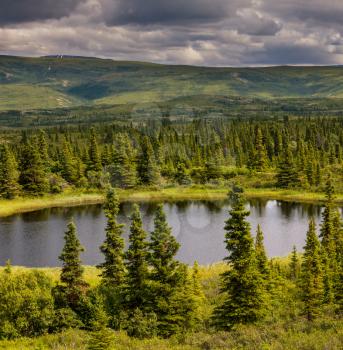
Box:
(1, 0, 343, 66)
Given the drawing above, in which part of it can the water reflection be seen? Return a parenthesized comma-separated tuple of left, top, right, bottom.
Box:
(0, 199, 341, 267)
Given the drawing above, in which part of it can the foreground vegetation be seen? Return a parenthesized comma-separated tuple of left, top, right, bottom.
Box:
(0, 184, 341, 349)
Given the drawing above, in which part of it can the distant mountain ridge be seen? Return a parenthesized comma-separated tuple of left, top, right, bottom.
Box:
(1, 55, 343, 111)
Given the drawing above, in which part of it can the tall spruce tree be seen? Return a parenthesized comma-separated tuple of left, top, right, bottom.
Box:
(148, 204, 197, 336)
(320, 177, 338, 303)
(290, 245, 300, 280)
(88, 128, 102, 173)
(59, 221, 87, 307)
(19, 138, 49, 195)
(255, 224, 269, 278)
(0, 144, 20, 199)
(98, 187, 125, 286)
(212, 187, 267, 330)
(124, 204, 150, 313)
(137, 136, 160, 185)
(301, 219, 324, 321)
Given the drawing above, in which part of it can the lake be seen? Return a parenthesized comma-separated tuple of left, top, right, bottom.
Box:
(0, 199, 341, 267)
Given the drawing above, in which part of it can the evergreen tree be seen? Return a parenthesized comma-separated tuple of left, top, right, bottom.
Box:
(301, 219, 324, 321)
(88, 128, 102, 173)
(320, 177, 337, 302)
(98, 187, 125, 286)
(255, 225, 269, 278)
(59, 221, 87, 307)
(19, 139, 49, 195)
(212, 187, 267, 330)
(277, 146, 299, 188)
(0, 145, 20, 199)
(137, 136, 160, 185)
(290, 245, 299, 280)
(148, 204, 197, 336)
(124, 204, 150, 313)
(252, 127, 268, 171)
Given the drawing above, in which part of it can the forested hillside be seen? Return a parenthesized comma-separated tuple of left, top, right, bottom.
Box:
(0, 117, 343, 200)
(2, 55, 343, 110)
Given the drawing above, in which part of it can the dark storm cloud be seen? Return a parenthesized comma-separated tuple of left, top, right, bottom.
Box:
(100, 0, 250, 26)
(0, 0, 84, 25)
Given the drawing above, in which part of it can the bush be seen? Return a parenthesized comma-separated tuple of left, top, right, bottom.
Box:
(0, 270, 54, 339)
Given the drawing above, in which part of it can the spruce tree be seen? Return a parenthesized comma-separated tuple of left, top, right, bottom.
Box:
(98, 187, 125, 286)
(319, 177, 338, 302)
(137, 136, 160, 185)
(212, 187, 267, 330)
(301, 219, 324, 321)
(277, 146, 299, 188)
(290, 245, 299, 280)
(255, 224, 269, 278)
(59, 221, 87, 307)
(148, 204, 197, 336)
(88, 128, 102, 173)
(0, 145, 20, 199)
(19, 139, 49, 195)
(124, 204, 149, 313)
(252, 127, 268, 171)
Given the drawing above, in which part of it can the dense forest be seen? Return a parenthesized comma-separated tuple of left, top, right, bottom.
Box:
(1, 116, 343, 199)
(0, 184, 341, 349)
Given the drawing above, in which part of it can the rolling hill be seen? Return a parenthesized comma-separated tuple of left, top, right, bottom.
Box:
(1, 55, 343, 111)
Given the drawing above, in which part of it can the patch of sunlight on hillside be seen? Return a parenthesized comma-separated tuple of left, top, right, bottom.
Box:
(0, 84, 81, 110)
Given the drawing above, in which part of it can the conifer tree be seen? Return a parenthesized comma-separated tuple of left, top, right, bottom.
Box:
(137, 136, 160, 185)
(252, 127, 268, 171)
(148, 204, 197, 336)
(88, 128, 102, 173)
(301, 219, 324, 321)
(19, 139, 49, 195)
(255, 225, 269, 278)
(277, 146, 299, 188)
(124, 204, 149, 313)
(320, 177, 338, 302)
(59, 221, 87, 307)
(290, 245, 299, 280)
(98, 187, 125, 286)
(212, 187, 267, 330)
(0, 144, 20, 199)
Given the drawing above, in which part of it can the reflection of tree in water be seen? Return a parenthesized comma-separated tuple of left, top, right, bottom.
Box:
(22, 208, 50, 222)
(277, 201, 323, 220)
(248, 198, 268, 216)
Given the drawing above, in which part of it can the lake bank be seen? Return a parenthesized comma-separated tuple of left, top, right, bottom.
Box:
(0, 186, 342, 218)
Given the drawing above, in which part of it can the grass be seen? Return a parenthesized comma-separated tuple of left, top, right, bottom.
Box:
(1, 186, 342, 218)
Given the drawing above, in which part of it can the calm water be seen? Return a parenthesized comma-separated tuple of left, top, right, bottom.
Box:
(0, 199, 341, 267)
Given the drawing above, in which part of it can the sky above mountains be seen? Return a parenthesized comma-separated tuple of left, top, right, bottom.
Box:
(1, 0, 343, 66)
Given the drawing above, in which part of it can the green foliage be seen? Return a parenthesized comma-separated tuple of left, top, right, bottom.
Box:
(148, 204, 199, 336)
(19, 138, 49, 195)
(213, 187, 267, 330)
(0, 145, 20, 199)
(300, 219, 324, 321)
(87, 328, 115, 350)
(255, 225, 270, 278)
(123, 204, 150, 317)
(0, 270, 54, 339)
(97, 187, 125, 286)
(57, 222, 88, 309)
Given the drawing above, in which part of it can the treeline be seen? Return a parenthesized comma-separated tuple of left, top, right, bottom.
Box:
(0, 117, 343, 198)
(0, 182, 342, 344)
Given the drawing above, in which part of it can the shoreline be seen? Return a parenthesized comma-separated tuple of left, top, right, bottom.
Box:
(0, 187, 342, 218)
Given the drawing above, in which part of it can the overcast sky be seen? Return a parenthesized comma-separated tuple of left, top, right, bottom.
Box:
(1, 0, 343, 66)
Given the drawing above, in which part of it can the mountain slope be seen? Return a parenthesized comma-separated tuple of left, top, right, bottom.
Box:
(1, 55, 343, 110)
